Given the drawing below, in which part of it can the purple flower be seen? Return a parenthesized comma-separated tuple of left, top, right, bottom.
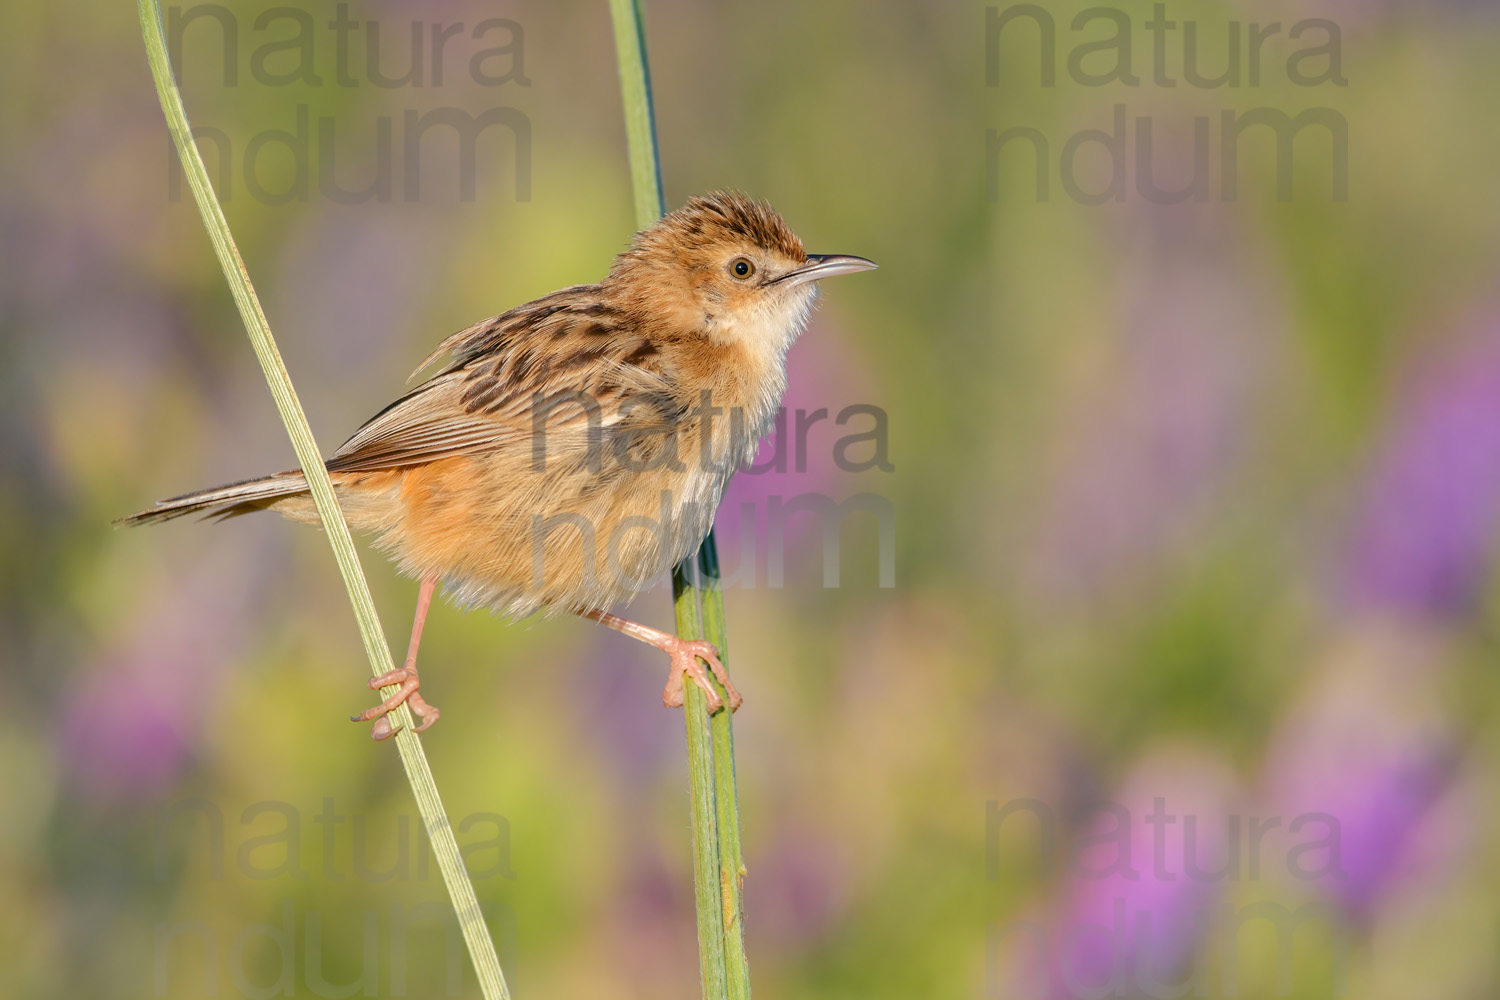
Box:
(1023, 214, 1275, 605)
(744, 823, 850, 953)
(715, 316, 873, 590)
(60, 541, 265, 800)
(1004, 752, 1239, 998)
(1343, 314, 1500, 621)
(1261, 626, 1455, 917)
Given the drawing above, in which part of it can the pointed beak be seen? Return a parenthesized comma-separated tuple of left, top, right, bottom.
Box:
(772, 253, 878, 287)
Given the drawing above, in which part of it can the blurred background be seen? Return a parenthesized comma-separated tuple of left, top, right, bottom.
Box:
(3, 0, 1500, 997)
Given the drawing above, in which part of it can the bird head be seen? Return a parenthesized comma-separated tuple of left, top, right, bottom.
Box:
(607, 191, 876, 359)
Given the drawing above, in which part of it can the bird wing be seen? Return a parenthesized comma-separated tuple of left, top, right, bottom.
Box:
(326, 292, 679, 474)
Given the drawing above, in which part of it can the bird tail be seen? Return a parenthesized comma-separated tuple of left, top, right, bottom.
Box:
(115, 471, 311, 527)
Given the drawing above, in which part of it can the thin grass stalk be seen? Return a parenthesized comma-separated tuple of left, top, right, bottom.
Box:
(606, 2, 752, 998)
(697, 536, 750, 999)
(136, 3, 510, 997)
(670, 560, 731, 1000)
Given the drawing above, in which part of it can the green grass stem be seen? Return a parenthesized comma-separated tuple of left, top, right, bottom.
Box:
(607, 2, 753, 998)
(136, 3, 511, 997)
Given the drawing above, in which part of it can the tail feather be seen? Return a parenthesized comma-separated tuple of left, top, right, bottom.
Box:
(115, 471, 311, 527)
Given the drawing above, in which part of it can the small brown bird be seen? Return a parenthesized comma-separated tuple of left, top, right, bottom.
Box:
(120, 192, 875, 738)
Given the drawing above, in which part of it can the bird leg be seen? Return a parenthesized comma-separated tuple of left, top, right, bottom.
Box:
(580, 610, 742, 713)
(352, 575, 442, 740)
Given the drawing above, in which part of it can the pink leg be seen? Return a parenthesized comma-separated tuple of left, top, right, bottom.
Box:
(352, 576, 442, 740)
(580, 610, 742, 713)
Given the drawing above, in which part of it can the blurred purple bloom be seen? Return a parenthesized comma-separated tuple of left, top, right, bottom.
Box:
(715, 318, 872, 588)
(578, 627, 680, 788)
(745, 824, 850, 953)
(62, 665, 194, 799)
(1343, 315, 1500, 620)
(1262, 627, 1455, 917)
(275, 208, 443, 373)
(1006, 753, 1237, 998)
(1026, 213, 1275, 604)
(60, 543, 264, 800)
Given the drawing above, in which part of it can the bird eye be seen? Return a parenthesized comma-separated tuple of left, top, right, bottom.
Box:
(730, 258, 755, 279)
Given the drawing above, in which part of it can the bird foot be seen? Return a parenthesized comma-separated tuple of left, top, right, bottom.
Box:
(661, 639, 743, 714)
(351, 666, 441, 740)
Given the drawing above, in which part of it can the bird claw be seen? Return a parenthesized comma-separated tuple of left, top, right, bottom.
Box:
(662, 639, 742, 714)
(351, 666, 441, 740)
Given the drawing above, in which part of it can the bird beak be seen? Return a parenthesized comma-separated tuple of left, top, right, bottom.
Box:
(772, 254, 878, 287)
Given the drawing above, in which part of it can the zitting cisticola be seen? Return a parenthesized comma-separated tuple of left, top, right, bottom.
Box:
(120, 192, 876, 738)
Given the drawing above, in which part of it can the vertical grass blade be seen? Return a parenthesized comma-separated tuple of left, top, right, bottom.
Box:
(607, 2, 753, 997)
(697, 535, 751, 998)
(136, 3, 510, 997)
(670, 561, 732, 1000)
